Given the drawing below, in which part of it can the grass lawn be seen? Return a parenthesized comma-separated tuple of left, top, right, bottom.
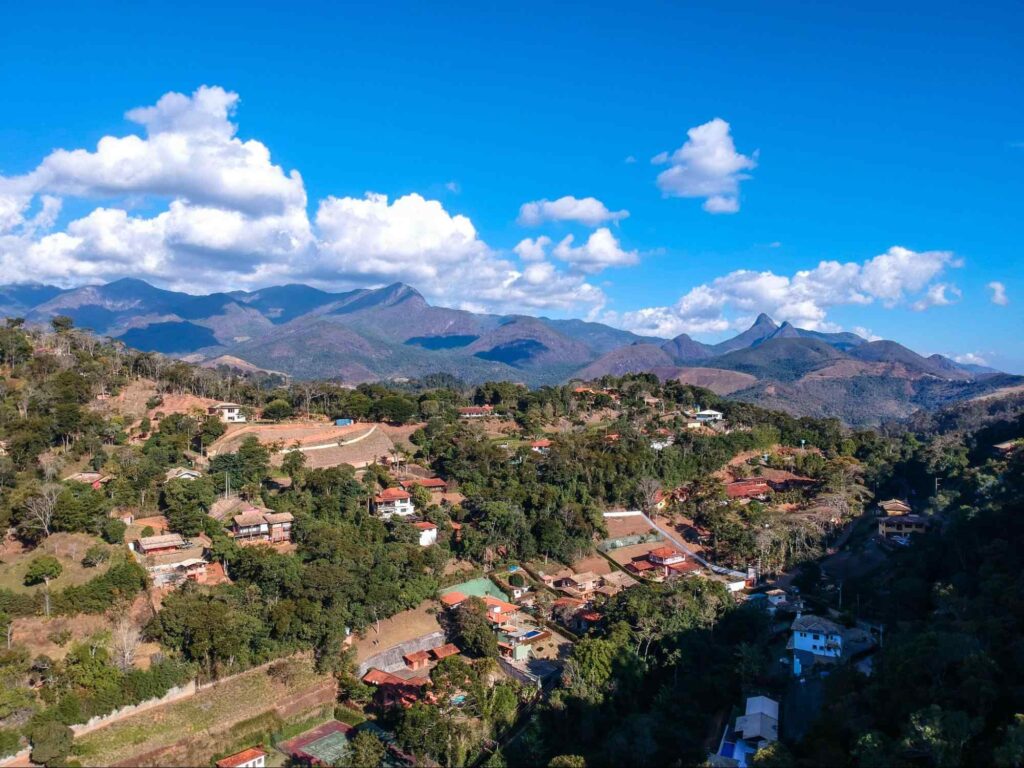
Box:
(0, 533, 114, 593)
(73, 659, 330, 767)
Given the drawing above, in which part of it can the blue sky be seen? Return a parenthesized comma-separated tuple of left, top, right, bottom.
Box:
(1, 0, 1021, 370)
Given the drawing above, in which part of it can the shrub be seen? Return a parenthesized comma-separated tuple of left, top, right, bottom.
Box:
(81, 545, 109, 568)
(28, 719, 72, 766)
(24, 556, 62, 586)
(102, 519, 126, 544)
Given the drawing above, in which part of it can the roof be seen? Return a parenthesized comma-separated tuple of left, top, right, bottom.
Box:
(726, 482, 771, 498)
(264, 511, 294, 524)
(412, 521, 437, 530)
(400, 477, 448, 489)
(531, 439, 552, 448)
(233, 512, 267, 527)
(649, 546, 681, 559)
(552, 597, 586, 608)
(404, 649, 431, 665)
(668, 560, 700, 574)
(137, 533, 184, 550)
(216, 747, 268, 768)
(430, 643, 460, 659)
(735, 711, 778, 742)
(375, 487, 411, 502)
(458, 405, 493, 414)
(745, 695, 779, 719)
(792, 614, 843, 635)
(571, 571, 600, 583)
(628, 559, 656, 571)
(210, 402, 241, 409)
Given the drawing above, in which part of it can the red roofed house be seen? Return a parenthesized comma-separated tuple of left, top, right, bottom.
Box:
(216, 747, 266, 768)
(726, 479, 772, 500)
(531, 439, 552, 454)
(230, 506, 294, 546)
(459, 405, 493, 418)
(362, 668, 430, 709)
(373, 487, 415, 519)
(628, 546, 699, 580)
(399, 477, 449, 493)
(413, 521, 438, 547)
(430, 643, 460, 661)
(404, 649, 432, 671)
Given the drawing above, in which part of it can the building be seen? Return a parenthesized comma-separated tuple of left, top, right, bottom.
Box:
(230, 507, 294, 545)
(134, 533, 185, 555)
(64, 471, 113, 490)
(165, 467, 202, 482)
(627, 546, 700, 580)
(215, 747, 267, 768)
(372, 487, 415, 519)
(696, 409, 724, 422)
(878, 498, 912, 516)
(878, 514, 929, 538)
(726, 479, 772, 501)
(208, 402, 246, 423)
(553, 571, 602, 599)
(413, 521, 438, 547)
(714, 696, 779, 767)
(530, 439, 552, 454)
(458, 404, 494, 418)
(398, 477, 449, 493)
(789, 614, 844, 671)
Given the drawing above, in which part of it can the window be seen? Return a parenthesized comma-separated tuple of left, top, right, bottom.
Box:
(812, 633, 820, 640)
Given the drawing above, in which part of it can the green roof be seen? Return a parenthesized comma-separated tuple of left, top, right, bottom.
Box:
(439, 577, 509, 601)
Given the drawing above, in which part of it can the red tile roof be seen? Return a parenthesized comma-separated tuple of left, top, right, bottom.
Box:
(401, 477, 448, 489)
(375, 487, 411, 502)
(649, 546, 679, 558)
(440, 591, 466, 607)
(404, 650, 431, 665)
(430, 643, 460, 659)
(531, 439, 552, 448)
(413, 521, 437, 530)
(628, 559, 655, 571)
(216, 747, 267, 768)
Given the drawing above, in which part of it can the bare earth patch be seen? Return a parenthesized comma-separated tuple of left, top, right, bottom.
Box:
(352, 600, 443, 664)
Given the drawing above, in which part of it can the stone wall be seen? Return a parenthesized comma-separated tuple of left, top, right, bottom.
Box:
(356, 630, 446, 677)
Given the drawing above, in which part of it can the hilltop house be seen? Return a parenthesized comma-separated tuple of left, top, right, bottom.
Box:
(696, 409, 724, 422)
(373, 487, 415, 519)
(530, 439, 552, 454)
(209, 402, 246, 424)
(627, 546, 700, 580)
(230, 507, 294, 546)
(878, 498, 912, 516)
(216, 747, 267, 768)
(726, 479, 772, 501)
(878, 514, 929, 538)
(714, 696, 779, 767)
(165, 467, 202, 482)
(458, 405, 493, 419)
(134, 533, 185, 555)
(413, 521, 438, 547)
(789, 614, 844, 675)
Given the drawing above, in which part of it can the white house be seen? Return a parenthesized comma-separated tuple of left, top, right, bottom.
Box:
(695, 409, 724, 422)
(714, 696, 779, 767)
(413, 521, 438, 547)
(373, 487, 416, 519)
(789, 614, 844, 675)
(209, 402, 246, 423)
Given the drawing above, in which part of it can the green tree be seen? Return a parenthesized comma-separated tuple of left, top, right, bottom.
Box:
(29, 719, 72, 765)
(452, 597, 499, 658)
(25, 556, 62, 586)
(345, 729, 387, 768)
(263, 399, 293, 422)
(162, 477, 215, 536)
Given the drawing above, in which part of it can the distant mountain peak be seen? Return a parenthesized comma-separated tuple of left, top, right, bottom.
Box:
(753, 312, 777, 327)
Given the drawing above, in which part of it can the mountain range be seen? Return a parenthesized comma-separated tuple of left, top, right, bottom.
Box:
(2, 278, 1018, 425)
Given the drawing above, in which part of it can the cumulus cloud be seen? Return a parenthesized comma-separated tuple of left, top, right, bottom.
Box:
(911, 282, 961, 311)
(517, 195, 629, 227)
(653, 118, 756, 213)
(514, 236, 551, 262)
(953, 352, 988, 366)
(608, 246, 962, 337)
(988, 280, 1009, 305)
(0, 86, 606, 315)
(551, 227, 639, 274)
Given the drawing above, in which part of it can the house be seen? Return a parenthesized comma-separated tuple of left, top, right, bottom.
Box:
(627, 546, 700, 580)
(554, 571, 601, 599)
(994, 439, 1022, 455)
(696, 409, 724, 422)
(878, 498, 912, 516)
(458, 405, 493, 418)
(362, 669, 430, 709)
(403, 649, 432, 672)
(216, 747, 267, 768)
(648, 546, 685, 566)
(208, 402, 246, 423)
(714, 696, 779, 767)
(230, 507, 294, 545)
(373, 487, 415, 519)
(134, 533, 185, 555)
(413, 521, 438, 547)
(789, 614, 844, 674)
(64, 471, 113, 490)
(165, 467, 202, 482)
(530, 439, 552, 454)
(878, 514, 929, 538)
(399, 477, 449, 493)
(726, 479, 772, 501)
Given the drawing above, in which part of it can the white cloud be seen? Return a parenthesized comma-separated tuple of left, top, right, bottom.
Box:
(953, 352, 988, 366)
(653, 118, 756, 214)
(911, 282, 961, 311)
(514, 236, 551, 262)
(517, 195, 629, 227)
(551, 228, 639, 274)
(624, 155, 637, 164)
(988, 280, 1009, 305)
(608, 246, 962, 337)
(0, 86, 607, 316)
(445, 180, 460, 193)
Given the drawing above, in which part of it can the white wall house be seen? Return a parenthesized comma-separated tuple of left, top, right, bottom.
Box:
(209, 402, 246, 423)
(414, 521, 438, 547)
(695, 409, 724, 422)
(373, 488, 416, 519)
(790, 614, 844, 658)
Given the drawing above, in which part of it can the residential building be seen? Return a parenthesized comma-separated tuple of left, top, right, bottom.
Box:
(530, 439, 552, 454)
(878, 514, 929, 538)
(789, 614, 844, 673)
(458, 405, 493, 418)
(64, 471, 113, 490)
(714, 696, 779, 767)
(216, 747, 267, 768)
(398, 477, 448, 493)
(627, 546, 700, 580)
(134, 533, 185, 555)
(878, 498, 912, 516)
(696, 409, 724, 422)
(372, 487, 415, 519)
(165, 467, 202, 482)
(726, 479, 772, 500)
(553, 571, 601, 599)
(230, 507, 294, 545)
(208, 402, 246, 423)
(413, 521, 438, 547)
